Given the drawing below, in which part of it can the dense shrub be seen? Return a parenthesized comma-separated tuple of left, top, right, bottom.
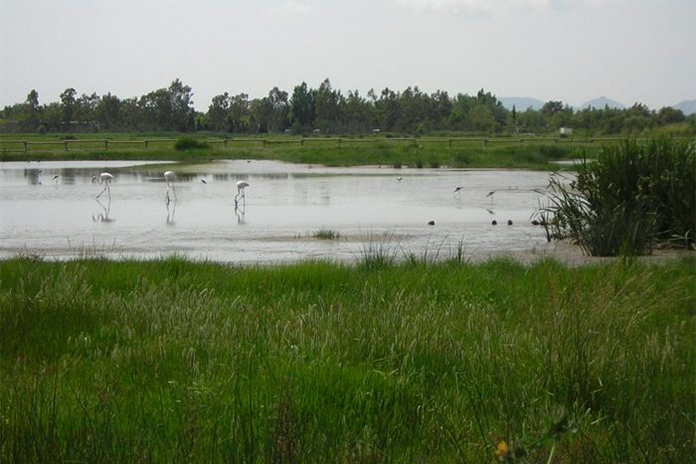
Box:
(174, 136, 209, 150)
(540, 137, 695, 255)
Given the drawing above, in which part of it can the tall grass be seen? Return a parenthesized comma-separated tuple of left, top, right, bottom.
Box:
(1, 256, 693, 463)
(540, 137, 696, 255)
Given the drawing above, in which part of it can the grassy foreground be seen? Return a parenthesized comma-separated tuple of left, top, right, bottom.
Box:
(1, 257, 694, 463)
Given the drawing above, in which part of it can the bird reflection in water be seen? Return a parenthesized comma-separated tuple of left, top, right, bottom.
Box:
(235, 205, 246, 225)
(166, 199, 176, 225)
(92, 198, 114, 223)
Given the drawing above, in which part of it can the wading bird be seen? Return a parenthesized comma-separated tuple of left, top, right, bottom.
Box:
(235, 181, 250, 209)
(92, 172, 114, 199)
(453, 186, 464, 198)
(396, 177, 403, 182)
(164, 171, 177, 202)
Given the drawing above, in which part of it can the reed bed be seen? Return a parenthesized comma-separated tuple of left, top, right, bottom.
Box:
(540, 137, 695, 255)
(1, 256, 693, 463)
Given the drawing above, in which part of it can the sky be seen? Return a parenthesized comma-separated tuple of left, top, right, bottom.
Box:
(0, 0, 694, 111)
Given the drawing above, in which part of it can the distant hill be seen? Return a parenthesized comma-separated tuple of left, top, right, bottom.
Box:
(579, 97, 626, 110)
(672, 100, 696, 115)
(498, 97, 545, 111)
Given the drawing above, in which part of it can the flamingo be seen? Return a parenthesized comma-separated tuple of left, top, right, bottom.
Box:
(164, 171, 177, 202)
(92, 172, 114, 199)
(235, 181, 249, 209)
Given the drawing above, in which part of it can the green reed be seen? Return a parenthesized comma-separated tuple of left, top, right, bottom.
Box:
(540, 137, 695, 255)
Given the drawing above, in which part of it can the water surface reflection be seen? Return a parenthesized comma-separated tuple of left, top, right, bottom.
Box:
(0, 160, 565, 263)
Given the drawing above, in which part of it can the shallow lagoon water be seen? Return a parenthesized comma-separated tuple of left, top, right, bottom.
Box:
(0, 160, 561, 264)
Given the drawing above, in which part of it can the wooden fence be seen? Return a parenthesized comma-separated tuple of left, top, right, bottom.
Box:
(0, 136, 687, 154)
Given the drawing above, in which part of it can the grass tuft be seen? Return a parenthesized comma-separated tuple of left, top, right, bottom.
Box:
(313, 229, 341, 240)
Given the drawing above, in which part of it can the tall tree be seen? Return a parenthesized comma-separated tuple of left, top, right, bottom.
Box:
(76, 93, 100, 129)
(228, 93, 250, 133)
(139, 79, 195, 131)
(207, 93, 231, 132)
(374, 88, 401, 132)
(168, 79, 195, 132)
(290, 82, 316, 132)
(25, 90, 40, 130)
(95, 93, 121, 131)
(315, 78, 343, 132)
(343, 90, 373, 133)
(60, 88, 76, 132)
(268, 87, 289, 132)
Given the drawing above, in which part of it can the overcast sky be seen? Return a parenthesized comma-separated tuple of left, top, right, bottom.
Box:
(0, 0, 694, 111)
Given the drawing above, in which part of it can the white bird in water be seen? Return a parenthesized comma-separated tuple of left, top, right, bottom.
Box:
(92, 172, 114, 199)
(396, 177, 403, 182)
(164, 171, 177, 202)
(235, 181, 249, 208)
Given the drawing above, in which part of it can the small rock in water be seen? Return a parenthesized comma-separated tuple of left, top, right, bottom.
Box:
(492, 220, 498, 225)
(428, 220, 435, 226)
(507, 220, 513, 225)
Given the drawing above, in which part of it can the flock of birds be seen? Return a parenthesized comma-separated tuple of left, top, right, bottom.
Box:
(88, 171, 524, 227)
(90, 171, 250, 210)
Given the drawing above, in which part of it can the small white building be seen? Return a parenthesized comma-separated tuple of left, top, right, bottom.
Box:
(559, 127, 573, 137)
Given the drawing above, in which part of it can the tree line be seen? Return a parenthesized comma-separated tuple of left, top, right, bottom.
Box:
(1, 78, 693, 136)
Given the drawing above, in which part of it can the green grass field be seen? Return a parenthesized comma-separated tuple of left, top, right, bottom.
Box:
(0, 133, 605, 169)
(1, 256, 693, 463)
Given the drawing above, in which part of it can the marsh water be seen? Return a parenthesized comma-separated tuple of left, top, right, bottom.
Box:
(0, 159, 562, 264)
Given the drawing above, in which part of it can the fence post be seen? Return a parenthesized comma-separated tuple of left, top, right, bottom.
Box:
(64, 141, 68, 151)
(23, 141, 28, 152)
(300, 138, 304, 147)
(104, 140, 108, 149)
(484, 139, 488, 149)
(224, 139, 228, 148)
(449, 139, 452, 148)
(145, 140, 149, 149)
(263, 140, 266, 148)
(338, 138, 342, 149)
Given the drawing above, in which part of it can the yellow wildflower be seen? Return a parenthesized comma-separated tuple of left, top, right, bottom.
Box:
(496, 440, 510, 459)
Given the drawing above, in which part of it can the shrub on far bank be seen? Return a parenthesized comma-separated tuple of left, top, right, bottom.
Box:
(174, 136, 210, 150)
(540, 137, 695, 256)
